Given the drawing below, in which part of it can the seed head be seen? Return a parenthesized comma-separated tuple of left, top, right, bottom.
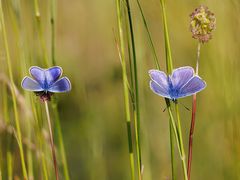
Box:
(190, 5, 216, 43)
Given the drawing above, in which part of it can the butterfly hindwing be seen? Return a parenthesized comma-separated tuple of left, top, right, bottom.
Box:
(21, 77, 44, 92)
(177, 76, 206, 98)
(48, 77, 71, 93)
(149, 80, 171, 99)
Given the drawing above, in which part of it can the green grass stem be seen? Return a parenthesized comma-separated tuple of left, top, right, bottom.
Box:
(159, 1, 176, 179)
(3, 85, 13, 180)
(116, 0, 135, 179)
(160, 1, 187, 179)
(51, 0, 56, 66)
(31, 95, 49, 180)
(52, 103, 70, 180)
(0, 1, 28, 178)
(136, 0, 160, 69)
(175, 102, 188, 180)
(33, 1, 71, 178)
(160, 0, 173, 72)
(34, 0, 49, 67)
(7, 151, 13, 180)
(50, 0, 71, 177)
(125, 0, 143, 178)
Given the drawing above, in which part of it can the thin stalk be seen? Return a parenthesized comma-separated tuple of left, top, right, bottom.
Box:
(50, 0, 71, 177)
(51, 0, 70, 176)
(165, 100, 181, 156)
(116, 0, 135, 179)
(44, 101, 59, 180)
(175, 102, 188, 180)
(34, 0, 70, 178)
(159, 1, 176, 179)
(187, 42, 201, 179)
(169, 120, 176, 180)
(136, 0, 160, 69)
(3, 85, 13, 180)
(52, 104, 70, 180)
(31, 96, 49, 180)
(123, 7, 134, 90)
(50, 0, 56, 66)
(0, 139, 2, 180)
(125, 0, 142, 178)
(7, 151, 13, 180)
(50, 0, 70, 178)
(0, 1, 28, 178)
(160, 0, 173, 72)
(27, 119, 34, 179)
(34, 0, 49, 66)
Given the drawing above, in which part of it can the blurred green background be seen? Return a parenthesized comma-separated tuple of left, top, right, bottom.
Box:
(0, 0, 240, 179)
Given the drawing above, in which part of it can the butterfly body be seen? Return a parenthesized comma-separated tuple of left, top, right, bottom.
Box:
(149, 66, 206, 100)
(22, 66, 71, 101)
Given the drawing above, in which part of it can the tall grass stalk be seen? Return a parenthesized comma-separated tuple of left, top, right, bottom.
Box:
(159, 0, 176, 179)
(50, 0, 70, 178)
(160, 1, 188, 179)
(0, 1, 28, 178)
(9, 1, 35, 177)
(30, 95, 49, 179)
(34, 0, 49, 67)
(116, 1, 135, 179)
(44, 101, 59, 180)
(135, 1, 177, 178)
(124, 0, 143, 178)
(7, 151, 13, 180)
(175, 102, 188, 180)
(123, 7, 134, 91)
(0, 156, 2, 180)
(136, 0, 160, 69)
(3, 84, 13, 180)
(52, 105, 70, 180)
(51, 0, 57, 66)
(33, 1, 70, 178)
(187, 42, 201, 179)
(8, 0, 49, 177)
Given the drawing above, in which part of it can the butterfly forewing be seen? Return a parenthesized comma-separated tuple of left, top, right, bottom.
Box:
(171, 66, 194, 90)
(48, 77, 71, 93)
(22, 77, 44, 92)
(29, 66, 45, 85)
(45, 66, 62, 86)
(149, 70, 170, 98)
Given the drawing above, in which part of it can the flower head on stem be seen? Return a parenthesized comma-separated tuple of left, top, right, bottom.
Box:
(190, 5, 216, 43)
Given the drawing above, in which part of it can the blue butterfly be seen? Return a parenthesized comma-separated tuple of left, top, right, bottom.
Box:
(149, 66, 206, 101)
(22, 66, 71, 101)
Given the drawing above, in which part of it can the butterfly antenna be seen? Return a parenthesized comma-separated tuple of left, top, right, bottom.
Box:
(179, 102, 190, 111)
(162, 107, 167, 112)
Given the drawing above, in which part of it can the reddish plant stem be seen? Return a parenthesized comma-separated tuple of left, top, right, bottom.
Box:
(187, 94, 197, 179)
(187, 42, 201, 180)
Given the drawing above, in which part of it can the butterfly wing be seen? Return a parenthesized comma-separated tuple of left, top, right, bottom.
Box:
(48, 77, 71, 93)
(45, 66, 62, 85)
(177, 76, 206, 98)
(21, 77, 44, 91)
(171, 66, 194, 90)
(149, 70, 170, 99)
(29, 66, 45, 85)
